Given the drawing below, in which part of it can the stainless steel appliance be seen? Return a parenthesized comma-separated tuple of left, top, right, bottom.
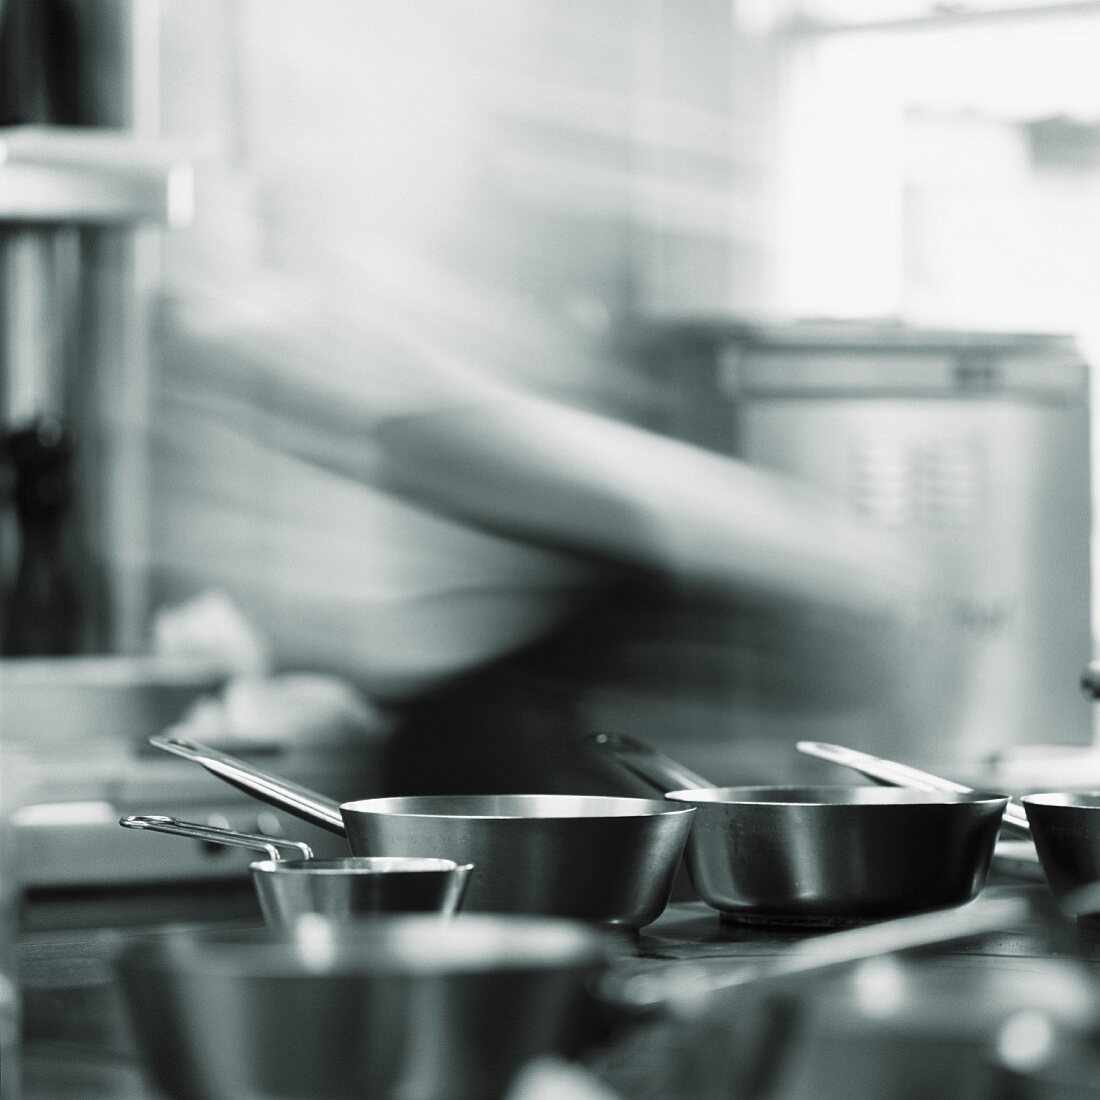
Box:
(631, 319, 1093, 766)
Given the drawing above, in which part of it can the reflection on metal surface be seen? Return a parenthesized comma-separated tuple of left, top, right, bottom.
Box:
(852, 957, 907, 1020)
(997, 1010, 1058, 1073)
(293, 913, 337, 972)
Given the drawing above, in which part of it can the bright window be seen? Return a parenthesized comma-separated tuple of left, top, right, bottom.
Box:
(769, 4, 1100, 362)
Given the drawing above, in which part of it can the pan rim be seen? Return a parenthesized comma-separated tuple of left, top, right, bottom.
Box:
(1022, 792, 1100, 809)
(249, 857, 465, 874)
(118, 914, 613, 976)
(663, 785, 1009, 807)
(339, 793, 696, 820)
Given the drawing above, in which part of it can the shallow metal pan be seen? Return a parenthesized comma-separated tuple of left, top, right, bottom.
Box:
(590, 733, 1008, 926)
(797, 741, 1100, 927)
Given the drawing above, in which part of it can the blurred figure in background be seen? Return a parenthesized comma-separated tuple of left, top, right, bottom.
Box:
(147, 1, 935, 792)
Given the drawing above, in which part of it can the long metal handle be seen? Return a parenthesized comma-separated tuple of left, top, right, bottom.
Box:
(119, 815, 314, 861)
(796, 741, 1032, 838)
(587, 732, 717, 793)
(609, 892, 1031, 1012)
(148, 734, 346, 834)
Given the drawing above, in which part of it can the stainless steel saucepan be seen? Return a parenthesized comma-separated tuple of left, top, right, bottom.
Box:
(116, 894, 1030, 1100)
(590, 733, 1008, 925)
(798, 740, 1100, 926)
(119, 815, 472, 927)
(148, 735, 695, 927)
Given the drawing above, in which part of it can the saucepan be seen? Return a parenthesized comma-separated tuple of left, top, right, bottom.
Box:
(797, 741, 1100, 926)
(119, 815, 472, 927)
(116, 895, 1030, 1100)
(589, 733, 1008, 925)
(148, 734, 695, 927)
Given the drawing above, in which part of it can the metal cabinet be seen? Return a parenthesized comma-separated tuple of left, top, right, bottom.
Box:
(637, 320, 1093, 764)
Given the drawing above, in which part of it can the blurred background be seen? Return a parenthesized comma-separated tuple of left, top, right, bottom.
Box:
(2, 0, 1099, 925)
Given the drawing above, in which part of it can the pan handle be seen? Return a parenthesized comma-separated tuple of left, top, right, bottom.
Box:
(796, 741, 1032, 838)
(148, 734, 347, 835)
(119, 814, 314, 861)
(587, 732, 716, 794)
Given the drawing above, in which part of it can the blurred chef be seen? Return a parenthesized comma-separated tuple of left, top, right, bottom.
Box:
(146, 1, 939, 791)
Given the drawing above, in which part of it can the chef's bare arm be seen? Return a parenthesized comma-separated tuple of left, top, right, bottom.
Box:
(200, 320, 920, 616)
(369, 387, 921, 616)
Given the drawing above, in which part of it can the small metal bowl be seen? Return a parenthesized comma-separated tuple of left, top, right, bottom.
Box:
(249, 855, 472, 929)
(119, 815, 472, 927)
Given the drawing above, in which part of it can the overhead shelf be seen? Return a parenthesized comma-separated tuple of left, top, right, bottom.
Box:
(0, 126, 193, 226)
